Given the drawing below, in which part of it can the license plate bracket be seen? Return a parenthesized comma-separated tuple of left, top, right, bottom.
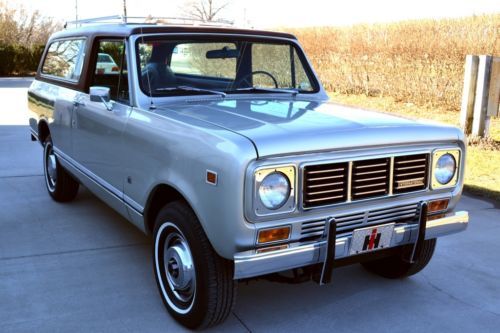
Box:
(349, 223, 395, 255)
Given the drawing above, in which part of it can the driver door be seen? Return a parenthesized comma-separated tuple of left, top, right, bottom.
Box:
(72, 39, 131, 215)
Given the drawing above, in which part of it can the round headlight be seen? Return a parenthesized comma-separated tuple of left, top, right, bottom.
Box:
(258, 172, 291, 210)
(435, 153, 456, 185)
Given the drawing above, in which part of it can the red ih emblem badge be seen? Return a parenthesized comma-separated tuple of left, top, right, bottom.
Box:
(362, 228, 381, 251)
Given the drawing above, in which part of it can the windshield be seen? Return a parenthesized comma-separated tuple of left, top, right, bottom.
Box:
(136, 37, 318, 97)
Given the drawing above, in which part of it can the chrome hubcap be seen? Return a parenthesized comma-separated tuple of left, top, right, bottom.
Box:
(47, 154, 57, 183)
(45, 144, 57, 189)
(163, 232, 195, 303)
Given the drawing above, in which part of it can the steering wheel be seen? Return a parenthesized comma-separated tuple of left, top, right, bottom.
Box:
(234, 70, 279, 89)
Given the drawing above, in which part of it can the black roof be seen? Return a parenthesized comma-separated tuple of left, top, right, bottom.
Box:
(50, 24, 297, 41)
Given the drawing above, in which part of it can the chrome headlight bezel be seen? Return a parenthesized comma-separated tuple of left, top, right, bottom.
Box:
(254, 165, 296, 216)
(431, 149, 460, 189)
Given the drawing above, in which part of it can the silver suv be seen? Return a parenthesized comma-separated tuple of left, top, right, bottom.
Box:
(28, 19, 469, 329)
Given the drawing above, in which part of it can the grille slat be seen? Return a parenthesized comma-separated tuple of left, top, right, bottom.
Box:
(307, 168, 345, 174)
(396, 158, 426, 164)
(308, 188, 345, 196)
(395, 171, 425, 177)
(353, 169, 387, 176)
(354, 175, 387, 182)
(302, 154, 429, 208)
(305, 195, 345, 203)
(354, 182, 387, 189)
(307, 175, 345, 181)
(394, 165, 426, 171)
(307, 181, 344, 189)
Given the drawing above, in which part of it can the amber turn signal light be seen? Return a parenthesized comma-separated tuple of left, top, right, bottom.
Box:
(257, 226, 291, 244)
(428, 199, 449, 214)
(428, 213, 446, 221)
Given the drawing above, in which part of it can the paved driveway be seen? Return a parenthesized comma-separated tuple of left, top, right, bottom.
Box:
(1, 78, 499, 332)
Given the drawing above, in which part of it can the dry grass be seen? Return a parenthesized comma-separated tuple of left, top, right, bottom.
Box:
(329, 92, 500, 201)
(284, 14, 499, 111)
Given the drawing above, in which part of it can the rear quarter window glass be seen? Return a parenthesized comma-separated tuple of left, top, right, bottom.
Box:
(42, 39, 86, 81)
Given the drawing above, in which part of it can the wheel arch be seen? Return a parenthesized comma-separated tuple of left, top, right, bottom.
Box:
(38, 119, 50, 144)
(144, 183, 200, 237)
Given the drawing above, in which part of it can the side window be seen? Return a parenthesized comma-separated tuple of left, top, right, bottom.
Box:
(42, 39, 86, 81)
(170, 42, 237, 79)
(91, 40, 129, 104)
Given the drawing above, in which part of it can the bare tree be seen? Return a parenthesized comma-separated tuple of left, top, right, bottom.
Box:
(182, 0, 229, 22)
(0, 1, 61, 47)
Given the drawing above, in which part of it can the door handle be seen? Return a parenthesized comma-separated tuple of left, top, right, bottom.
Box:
(73, 100, 85, 107)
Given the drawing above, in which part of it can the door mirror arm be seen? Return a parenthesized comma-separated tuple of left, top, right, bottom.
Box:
(90, 86, 113, 111)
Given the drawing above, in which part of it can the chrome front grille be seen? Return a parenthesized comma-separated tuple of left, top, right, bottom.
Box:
(393, 154, 429, 194)
(303, 162, 348, 208)
(351, 158, 390, 200)
(302, 153, 429, 209)
(300, 203, 420, 239)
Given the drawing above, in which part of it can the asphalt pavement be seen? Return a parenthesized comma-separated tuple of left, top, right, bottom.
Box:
(1, 78, 499, 332)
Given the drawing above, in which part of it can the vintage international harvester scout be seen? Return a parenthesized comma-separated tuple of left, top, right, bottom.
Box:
(28, 17, 469, 329)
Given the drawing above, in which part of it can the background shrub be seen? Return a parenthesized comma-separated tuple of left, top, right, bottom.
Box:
(284, 14, 499, 111)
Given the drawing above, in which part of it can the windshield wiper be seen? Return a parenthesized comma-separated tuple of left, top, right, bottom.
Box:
(231, 87, 299, 96)
(156, 86, 226, 97)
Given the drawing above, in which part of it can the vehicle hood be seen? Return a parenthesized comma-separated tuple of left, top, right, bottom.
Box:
(156, 98, 462, 157)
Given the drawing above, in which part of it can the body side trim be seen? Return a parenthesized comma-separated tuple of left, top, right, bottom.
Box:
(54, 147, 145, 214)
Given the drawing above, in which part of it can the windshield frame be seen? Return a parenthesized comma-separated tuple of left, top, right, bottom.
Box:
(134, 33, 321, 98)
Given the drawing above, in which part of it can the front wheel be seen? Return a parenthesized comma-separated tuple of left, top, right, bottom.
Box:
(361, 238, 437, 279)
(153, 201, 236, 329)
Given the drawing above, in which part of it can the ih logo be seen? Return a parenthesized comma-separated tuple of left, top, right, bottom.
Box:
(363, 228, 381, 251)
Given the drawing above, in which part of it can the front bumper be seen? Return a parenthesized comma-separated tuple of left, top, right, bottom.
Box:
(234, 210, 468, 279)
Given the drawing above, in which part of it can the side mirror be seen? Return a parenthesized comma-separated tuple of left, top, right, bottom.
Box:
(89, 86, 113, 111)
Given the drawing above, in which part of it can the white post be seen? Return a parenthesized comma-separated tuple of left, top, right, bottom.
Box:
(487, 57, 500, 118)
(472, 55, 493, 137)
(460, 55, 479, 135)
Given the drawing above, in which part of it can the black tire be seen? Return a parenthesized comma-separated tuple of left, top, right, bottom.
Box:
(361, 238, 437, 279)
(43, 135, 79, 202)
(153, 201, 236, 329)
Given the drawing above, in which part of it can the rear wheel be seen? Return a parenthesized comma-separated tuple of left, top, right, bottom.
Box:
(43, 136, 79, 202)
(153, 201, 236, 329)
(361, 239, 437, 279)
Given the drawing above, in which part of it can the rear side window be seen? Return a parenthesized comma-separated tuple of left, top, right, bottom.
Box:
(42, 39, 86, 81)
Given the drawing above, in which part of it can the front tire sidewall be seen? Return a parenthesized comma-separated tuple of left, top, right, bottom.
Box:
(153, 207, 213, 328)
(154, 222, 196, 315)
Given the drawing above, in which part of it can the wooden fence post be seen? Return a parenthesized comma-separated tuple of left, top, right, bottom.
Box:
(460, 55, 479, 135)
(472, 55, 493, 137)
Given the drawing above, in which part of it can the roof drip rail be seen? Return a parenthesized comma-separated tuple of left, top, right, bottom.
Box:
(64, 15, 234, 29)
